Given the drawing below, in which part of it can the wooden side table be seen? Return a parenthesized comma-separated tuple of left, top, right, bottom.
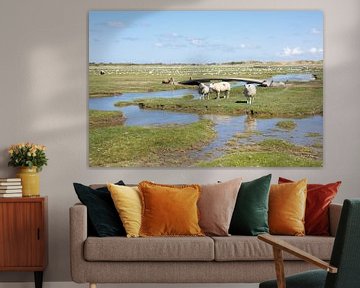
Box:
(0, 197, 48, 288)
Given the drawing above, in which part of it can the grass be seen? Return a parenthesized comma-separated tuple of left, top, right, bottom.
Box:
(306, 132, 321, 137)
(198, 139, 322, 167)
(88, 61, 323, 167)
(89, 61, 323, 97)
(276, 120, 297, 130)
(89, 119, 216, 167)
(89, 110, 125, 128)
(116, 84, 323, 118)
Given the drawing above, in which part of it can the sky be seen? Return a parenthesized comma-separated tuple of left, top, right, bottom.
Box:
(89, 10, 323, 64)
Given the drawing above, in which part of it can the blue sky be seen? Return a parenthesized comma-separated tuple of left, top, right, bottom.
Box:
(89, 11, 323, 64)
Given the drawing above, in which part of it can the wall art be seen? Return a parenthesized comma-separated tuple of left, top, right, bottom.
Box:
(89, 10, 323, 167)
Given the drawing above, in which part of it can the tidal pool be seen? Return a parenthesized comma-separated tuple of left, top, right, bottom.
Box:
(89, 73, 322, 160)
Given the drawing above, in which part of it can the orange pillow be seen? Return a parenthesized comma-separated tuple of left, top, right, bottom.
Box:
(138, 181, 204, 237)
(278, 177, 341, 236)
(269, 179, 307, 236)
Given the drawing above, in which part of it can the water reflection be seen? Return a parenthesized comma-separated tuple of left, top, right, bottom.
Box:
(244, 115, 257, 132)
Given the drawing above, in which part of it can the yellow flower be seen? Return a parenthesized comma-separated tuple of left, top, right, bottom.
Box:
(8, 149, 13, 155)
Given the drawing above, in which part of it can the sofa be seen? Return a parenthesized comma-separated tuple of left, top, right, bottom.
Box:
(70, 201, 342, 287)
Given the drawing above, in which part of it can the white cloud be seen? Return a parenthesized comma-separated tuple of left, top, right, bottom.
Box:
(311, 28, 321, 34)
(309, 47, 323, 54)
(155, 42, 163, 47)
(189, 38, 204, 47)
(281, 47, 304, 56)
(106, 21, 126, 28)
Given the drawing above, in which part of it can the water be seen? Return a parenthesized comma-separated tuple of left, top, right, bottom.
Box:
(120, 105, 199, 126)
(271, 73, 315, 82)
(197, 115, 322, 160)
(89, 88, 200, 111)
(89, 73, 322, 158)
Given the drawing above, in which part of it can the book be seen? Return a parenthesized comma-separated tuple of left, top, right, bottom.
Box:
(0, 178, 21, 182)
(0, 189, 22, 193)
(0, 193, 22, 198)
(0, 182, 22, 186)
(0, 186, 22, 190)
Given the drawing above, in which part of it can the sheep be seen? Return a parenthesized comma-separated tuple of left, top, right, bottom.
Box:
(209, 82, 231, 100)
(198, 83, 210, 100)
(100, 70, 105, 75)
(243, 84, 257, 104)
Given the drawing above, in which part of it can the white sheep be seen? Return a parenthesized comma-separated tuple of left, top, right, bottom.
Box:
(243, 84, 257, 104)
(198, 83, 210, 100)
(209, 82, 231, 100)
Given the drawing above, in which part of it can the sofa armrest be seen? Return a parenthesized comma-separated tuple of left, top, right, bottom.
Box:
(329, 203, 342, 237)
(69, 203, 88, 283)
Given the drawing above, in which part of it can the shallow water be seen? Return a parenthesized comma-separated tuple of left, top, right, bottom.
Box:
(89, 73, 322, 160)
(196, 115, 322, 160)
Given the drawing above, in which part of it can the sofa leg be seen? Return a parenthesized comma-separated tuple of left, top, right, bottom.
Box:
(89, 283, 96, 288)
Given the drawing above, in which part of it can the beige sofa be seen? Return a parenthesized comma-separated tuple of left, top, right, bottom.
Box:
(70, 203, 342, 287)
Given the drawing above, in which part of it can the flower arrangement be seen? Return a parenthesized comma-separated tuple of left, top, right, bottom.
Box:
(8, 142, 48, 172)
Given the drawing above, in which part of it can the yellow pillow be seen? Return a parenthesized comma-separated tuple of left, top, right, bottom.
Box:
(138, 181, 204, 237)
(269, 179, 307, 236)
(107, 183, 142, 238)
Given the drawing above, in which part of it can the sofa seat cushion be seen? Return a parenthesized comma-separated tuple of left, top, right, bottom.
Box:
(84, 236, 214, 261)
(212, 236, 334, 261)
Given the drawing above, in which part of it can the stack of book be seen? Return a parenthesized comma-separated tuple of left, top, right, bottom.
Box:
(0, 178, 22, 197)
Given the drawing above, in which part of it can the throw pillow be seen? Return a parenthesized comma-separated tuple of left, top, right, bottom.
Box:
(138, 181, 203, 237)
(73, 181, 126, 237)
(198, 177, 242, 236)
(107, 183, 142, 238)
(269, 179, 307, 236)
(279, 177, 341, 236)
(229, 174, 272, 236)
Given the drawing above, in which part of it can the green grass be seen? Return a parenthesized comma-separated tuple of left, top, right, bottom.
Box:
(116, 84, 322, 118)
(89, 62, 323, 97)
(276, 120, 297, 130)
(89, 110, 125, 128)
(89, 119, 216, 167)
(198, 139, 322, 167)
(306, 132, 321, 137)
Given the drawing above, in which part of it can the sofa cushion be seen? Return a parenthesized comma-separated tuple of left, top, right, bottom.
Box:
(139, 181, 203, 237)
(269, 179, 307, 236)
(212, 235, 334, 261)
(107, 184, 142, 238)
(73, 181, 126, 237)
(84, 236, 214, 261)
(279, 177, 341, 236)
(199, 178, 242, 236)
(229, 174, 271, 236)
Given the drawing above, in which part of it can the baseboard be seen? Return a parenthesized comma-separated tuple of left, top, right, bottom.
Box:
(0, 282, 259, 288)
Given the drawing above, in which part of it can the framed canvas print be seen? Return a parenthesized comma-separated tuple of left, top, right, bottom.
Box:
(88, 10, 323, 167)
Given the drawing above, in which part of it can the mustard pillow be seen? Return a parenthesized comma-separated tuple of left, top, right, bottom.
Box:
(138, 181, 204, 237)
(107, 183, 142, 238)
(269, 179, 307, 236)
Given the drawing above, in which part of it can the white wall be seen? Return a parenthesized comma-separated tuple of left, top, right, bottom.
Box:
(0, 0, 359, 283)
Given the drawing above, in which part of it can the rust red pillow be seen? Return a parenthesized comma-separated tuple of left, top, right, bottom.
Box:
(278, 177, 341, 236)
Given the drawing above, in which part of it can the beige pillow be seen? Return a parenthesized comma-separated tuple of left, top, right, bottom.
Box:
(198, 178, 242, 236)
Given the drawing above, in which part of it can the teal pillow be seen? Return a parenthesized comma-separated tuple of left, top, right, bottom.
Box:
(229, 174, 272, 236)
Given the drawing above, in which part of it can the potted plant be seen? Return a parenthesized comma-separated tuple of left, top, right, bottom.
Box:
(8, 143, 48, 197)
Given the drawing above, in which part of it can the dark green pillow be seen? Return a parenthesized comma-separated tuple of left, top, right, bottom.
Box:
(73, 181, 126, 237)
(229, 174, 272, 236)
